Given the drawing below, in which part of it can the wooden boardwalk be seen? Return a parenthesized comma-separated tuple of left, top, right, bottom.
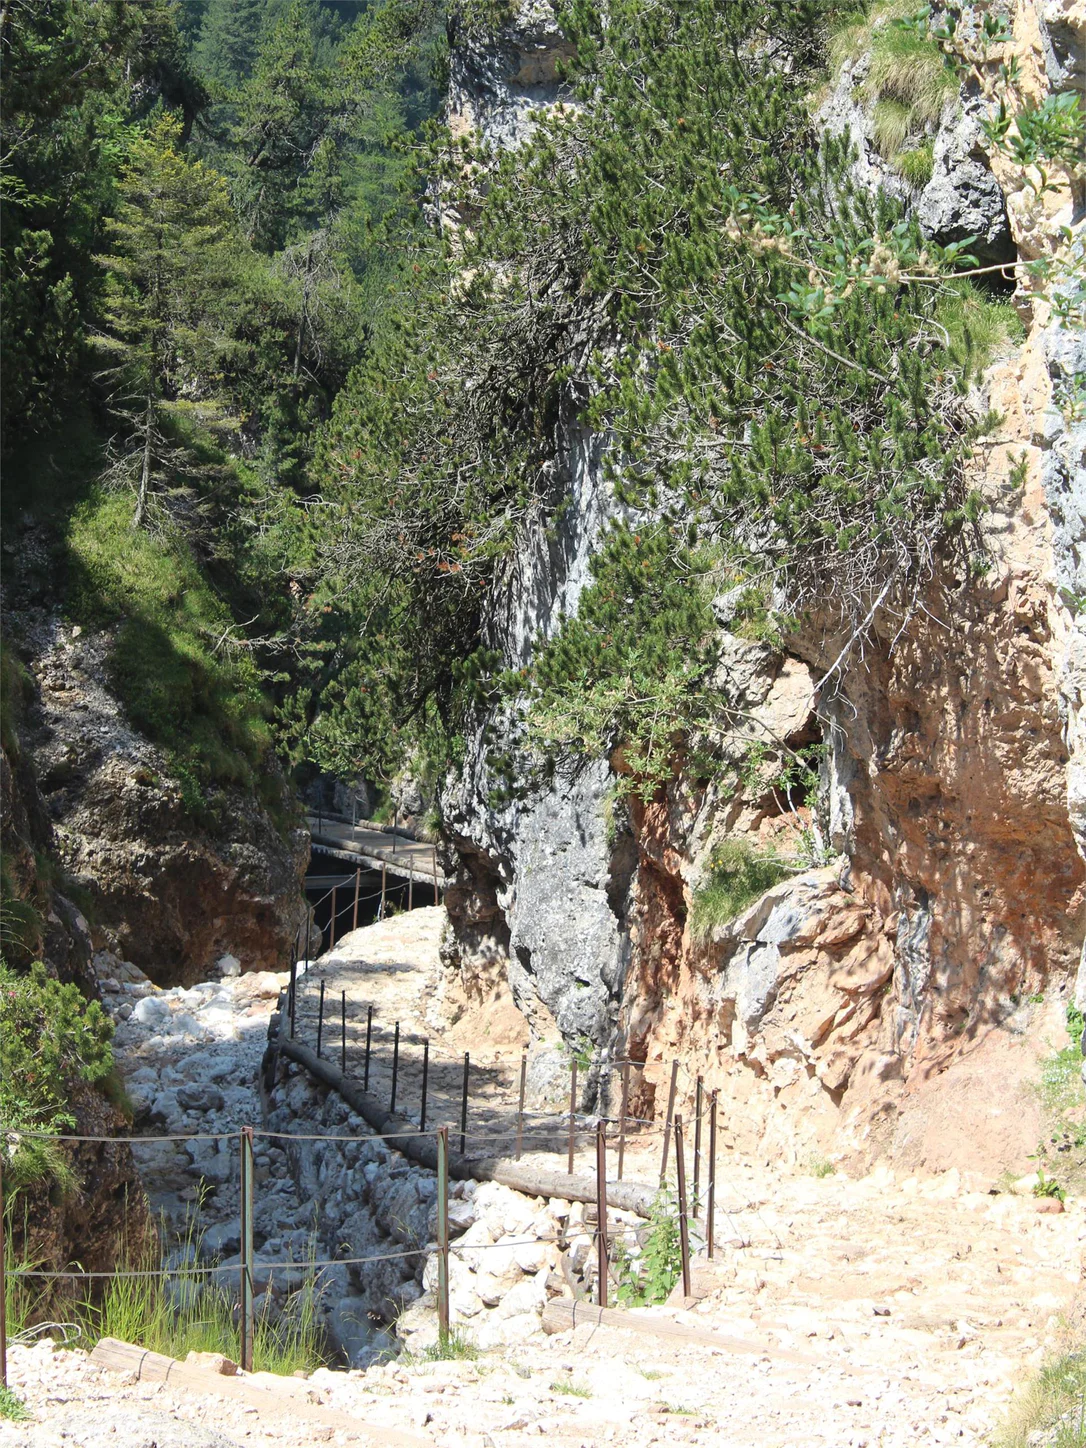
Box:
(307, 815, 445, 885)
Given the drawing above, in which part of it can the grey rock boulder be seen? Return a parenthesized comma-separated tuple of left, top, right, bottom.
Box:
(918, 111, 1014, 266)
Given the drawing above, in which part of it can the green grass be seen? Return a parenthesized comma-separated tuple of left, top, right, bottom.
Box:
(550, 1377, 592, 1398)
(411, 1327, 479, 1362)
(894, 141, 935, 187)
(0, 1387, 30, 1422)
(808, 1155, 836, 1178)
(829, 1, 957, 159)
(689, 839, 794, 942)
(66, 490, 286, 829)
(993, 1346, 1086, 1447)
(5, 1210, 325, 1376)
(934, 282, 1025, 380)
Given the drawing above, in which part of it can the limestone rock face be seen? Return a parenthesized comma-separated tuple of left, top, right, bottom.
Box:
(12, 616, 308, 986)
(918, 109, 1016, 265)
(442, 0, 1086, 1174)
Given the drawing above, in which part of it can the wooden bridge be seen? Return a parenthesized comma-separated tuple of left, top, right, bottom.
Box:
(306, 815, 446, 887)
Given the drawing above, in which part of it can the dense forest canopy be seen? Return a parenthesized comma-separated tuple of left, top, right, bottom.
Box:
(3, 0, 1076, 816)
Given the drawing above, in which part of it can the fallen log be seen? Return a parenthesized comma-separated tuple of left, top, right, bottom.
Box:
(277, 1031, 656, 1217)
(90, 1338, 428, 1445)
(540, 1301, 870, 1375)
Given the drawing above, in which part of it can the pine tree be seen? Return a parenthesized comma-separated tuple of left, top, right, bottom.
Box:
(95, 113, 239, 527)
(192, 0, 266, 90)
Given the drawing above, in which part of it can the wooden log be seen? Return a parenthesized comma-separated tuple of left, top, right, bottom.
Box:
(90, 1339, 430, 1444)
(277, 1034, 656, 1215)
(538, 1303, 868, 1375)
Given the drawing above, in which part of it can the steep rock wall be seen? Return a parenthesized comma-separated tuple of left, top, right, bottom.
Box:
(9, 613, 308, 986)
(442, 0, 1086, 1173)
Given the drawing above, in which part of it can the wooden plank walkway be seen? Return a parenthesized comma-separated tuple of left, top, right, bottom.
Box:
(307, 816, 445, 885)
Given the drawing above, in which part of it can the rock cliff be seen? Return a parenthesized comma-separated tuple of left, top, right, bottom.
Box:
(442, 0, 1086, 1174)
(5, 611, 308, 987)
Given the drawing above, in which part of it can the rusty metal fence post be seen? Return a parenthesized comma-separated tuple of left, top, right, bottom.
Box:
(288, 959, 297, 1038)
(420, 1040, 429, 1132)
(239, 1126, 255, 1372)
(380, 863, 387, 919)
(459, 1053, 469, 1155)
(437, 1127, 450, 1342)
(432, 847, 439, 906)
(596, 1121, 608, 1308)
(674, 1115, 692, 1301)
(693, 1074, 703, 1217)
(617, 1061, 630, 1181)
(390, 1022, 400, 1112)
(567, 1059, 578, 1175)
(515, 1049, 527, 1160)
(353, 868, 361, 931)
(329, 886, 337, 949)
(364, 1005, 373, 1091)
(316, 979, 325, 1058)
(340, 990, 347, 1075)
(707, 1091, 717, 1259)
(659, 1060, 679, 1185)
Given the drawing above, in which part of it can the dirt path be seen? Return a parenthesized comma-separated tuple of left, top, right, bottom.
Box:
(6, 907, 1083, 1445)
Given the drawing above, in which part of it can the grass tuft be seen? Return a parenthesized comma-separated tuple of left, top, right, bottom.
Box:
(993, 1344, 1086, 1448)
(689, 839, 794, 942)
(414, 1328, 479, 1362)
(550, 1377, 592, 1398)
(0, 1386, 30, 1422)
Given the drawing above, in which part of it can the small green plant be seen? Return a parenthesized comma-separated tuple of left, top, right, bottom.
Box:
(1068, 1004, 1085, 1044)
(893, 140, 934, 187)
(416, 1327, 479, 1362)
(567, 1036, 594, 1072)
(550, 1377, 592, 1398)
(1033, 1169, 1066, 1203)
(0, 1386, 29, 1422)
(688, 840, 795, 942)
(616, 1191, 682, 1307)
(639, 1367, 668, 1381)
(808, 1155, 836, 1179)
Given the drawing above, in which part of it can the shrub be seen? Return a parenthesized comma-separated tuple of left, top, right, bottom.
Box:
(0, 960, 114, 1196)
(993, 1344, 1086, 1448)
(616, 1192, 682, 1306)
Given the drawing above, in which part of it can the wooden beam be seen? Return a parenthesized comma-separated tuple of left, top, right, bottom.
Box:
(274, 1031, 656, 1216)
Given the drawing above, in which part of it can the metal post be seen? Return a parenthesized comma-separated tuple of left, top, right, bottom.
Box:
(420, 1040, 429, 1132)
(380, 863, 387, 919)
(329, 887, 337, 949)
(390, 1022, 400, 1112)
(707, 1091, 717, 1260)
(408, 869, 413, 912)
(433, 847, 439, 906)
(595, 1121, 608, 1308)
(353, 868, 361, 931)
(567, 1059, 578, 1175)
(316, 979, 325, 1057)
(436, 1127, 450, 1343)
(364, 1004, 373, 1092)
(239, 1127, 255, 1372)
(288, 959, 297, 1039)
(515, 1049, 527, 1160)
(617, 1060, 630, 1182)
(1, 1153, 7, 1389)
(674, 1115, 692, 1302)
(459, 1053, 469, 1155)
(693, 1075, 703, 1218)
(659, 1060, 679, 1186)
(304, 911, 311, 973)
(341, 990, 347, 1075)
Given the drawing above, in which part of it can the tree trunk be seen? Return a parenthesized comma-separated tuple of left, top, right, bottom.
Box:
(133, 396, 153, 529)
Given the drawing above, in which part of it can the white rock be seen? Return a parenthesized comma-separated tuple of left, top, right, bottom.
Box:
(216, 954, 242, 978)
